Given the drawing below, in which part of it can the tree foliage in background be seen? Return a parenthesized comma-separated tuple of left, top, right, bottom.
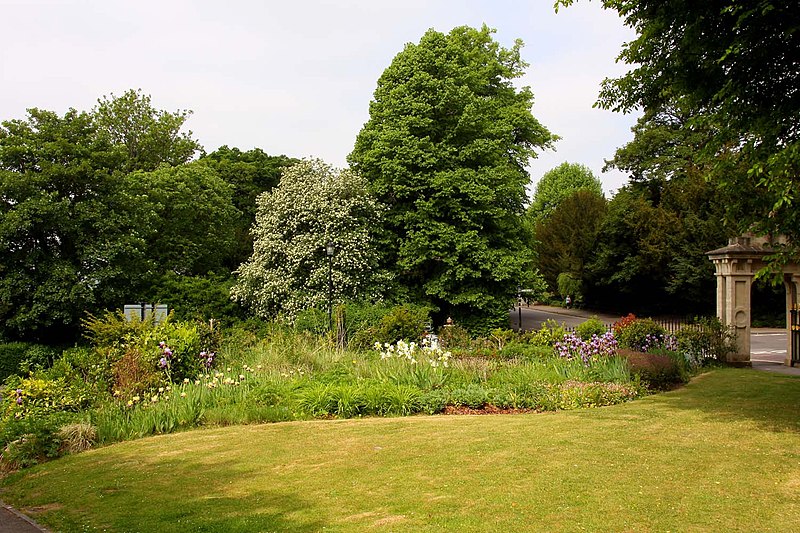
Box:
(231, 159, 389, 321)
(126, 161, 240, 276)
(580, 98, 730, 315)
(349, 25, 556, 331)
(558, 0, 800, 265)
(0, 92, 247, 342)
(200, 146, 298, 268)
(528, 162, 603, 222)
(535, 189, 606, 301)
(94, 89, 202, 172)
(0, 109, 150, 341)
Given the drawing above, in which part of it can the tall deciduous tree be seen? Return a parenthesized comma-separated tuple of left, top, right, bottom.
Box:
(126, 161, 240, 276)
(348, 25, 556, 331)
(231, 159, 389, 321)
(95, 89, 202, 172)
(557, 0, 800, 264)
(535, 189, 606, 300)
(529, 162, 603, 221)
(200, 146, 298, 268)
(0, 109, 149, 341)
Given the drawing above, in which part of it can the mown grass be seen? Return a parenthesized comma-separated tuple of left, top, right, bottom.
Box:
(2, 368, 800, 532)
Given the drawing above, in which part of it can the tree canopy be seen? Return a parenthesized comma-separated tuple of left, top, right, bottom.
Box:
(528, 162, 603, 221)
(94, 89, 202, 172)
(349, 25, 556, 330)
(557, 0, 800, 262)
(0, 108, 150, 340)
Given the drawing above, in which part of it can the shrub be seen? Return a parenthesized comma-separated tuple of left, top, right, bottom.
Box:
(438, 324, 472, 350)
(0, 343, 60, 381)
(375, 304, 430, 344)
(575, 317, 609, 341)
(616, 318, 668, 352)
(612, 313, 637, 337)
(449, 384, 489, 409)
(419, 389, 448, 414)
(675, 318, 735, 365)
(618, 349, 685, 390)
(521, 319, 568, 347)
(0, 411, 74, 469)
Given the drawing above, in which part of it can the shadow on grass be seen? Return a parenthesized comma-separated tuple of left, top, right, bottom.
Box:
(10, 454, 329, 533)
(644, 367, 800, 434)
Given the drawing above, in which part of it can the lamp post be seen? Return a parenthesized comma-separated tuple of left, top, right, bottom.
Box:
(517, 285, 522, 332)
(326, 242, 334, 333)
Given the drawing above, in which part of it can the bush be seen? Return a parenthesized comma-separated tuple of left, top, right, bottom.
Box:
(373, 304, 430, 344)
(675, 318, 735, 365)
(618, 349, 685, 389)
(520, 319, 568, 347)
(0, 411, 75, 469)
(612, 313, 637, 337)
(449, 384, 489, 409)
(616, 318, 668, 352)
(0, 343, 60, 381)
(438, 324, 472, 350)
(575, 316, 609, 341)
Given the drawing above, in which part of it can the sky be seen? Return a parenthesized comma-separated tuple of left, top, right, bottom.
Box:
(1, 0, 641, 197)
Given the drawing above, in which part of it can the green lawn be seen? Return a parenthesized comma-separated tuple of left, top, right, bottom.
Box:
(2, 368, 799, 532)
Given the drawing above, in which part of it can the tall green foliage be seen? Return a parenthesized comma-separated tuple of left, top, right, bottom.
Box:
(94, 89, 201, 172)
(535, 189, 606, 298)
(349, 25, 556, 331)
(200, 146, 298, 268)
(528, 162, 603, 222)
(557, 0, 800, 266)
(0, 109, 151, 341)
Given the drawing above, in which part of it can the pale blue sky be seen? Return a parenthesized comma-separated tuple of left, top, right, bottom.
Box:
(1, 0, 640, 196)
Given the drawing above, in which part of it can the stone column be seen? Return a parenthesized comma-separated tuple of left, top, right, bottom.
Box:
(785, 274, 799, 366)
(724, 263, 754, 364)
(707, 237, 768, 366)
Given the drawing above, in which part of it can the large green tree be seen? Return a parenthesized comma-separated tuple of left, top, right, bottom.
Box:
(94, 89, 202, 172)
(348, 25, 556, 330)
(126, 161, 240, 276)
(558, 0, 800, 264)
(535, 189, 607, 301)
(0, 109, 149, 341)
(585, 103, 730, 314)
(528, 162, 603, 222)
(200, 146, 298, 268)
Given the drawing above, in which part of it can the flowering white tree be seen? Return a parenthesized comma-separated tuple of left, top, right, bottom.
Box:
(231, 159, 389, 320)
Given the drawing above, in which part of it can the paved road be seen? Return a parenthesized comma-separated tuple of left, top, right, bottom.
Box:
(509, 304, 620, 331)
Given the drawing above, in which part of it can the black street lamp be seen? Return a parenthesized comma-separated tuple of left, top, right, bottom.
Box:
(326, 242, 334, 333)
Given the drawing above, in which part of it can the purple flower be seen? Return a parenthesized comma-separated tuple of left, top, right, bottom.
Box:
(163, 348, 173, 357)
(159, 357, 168, 368)
(16, 397, 23, 405)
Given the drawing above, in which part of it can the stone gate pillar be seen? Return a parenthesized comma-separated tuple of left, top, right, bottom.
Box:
(707, 237, 768, 365)
(785, 273, 800, 366)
